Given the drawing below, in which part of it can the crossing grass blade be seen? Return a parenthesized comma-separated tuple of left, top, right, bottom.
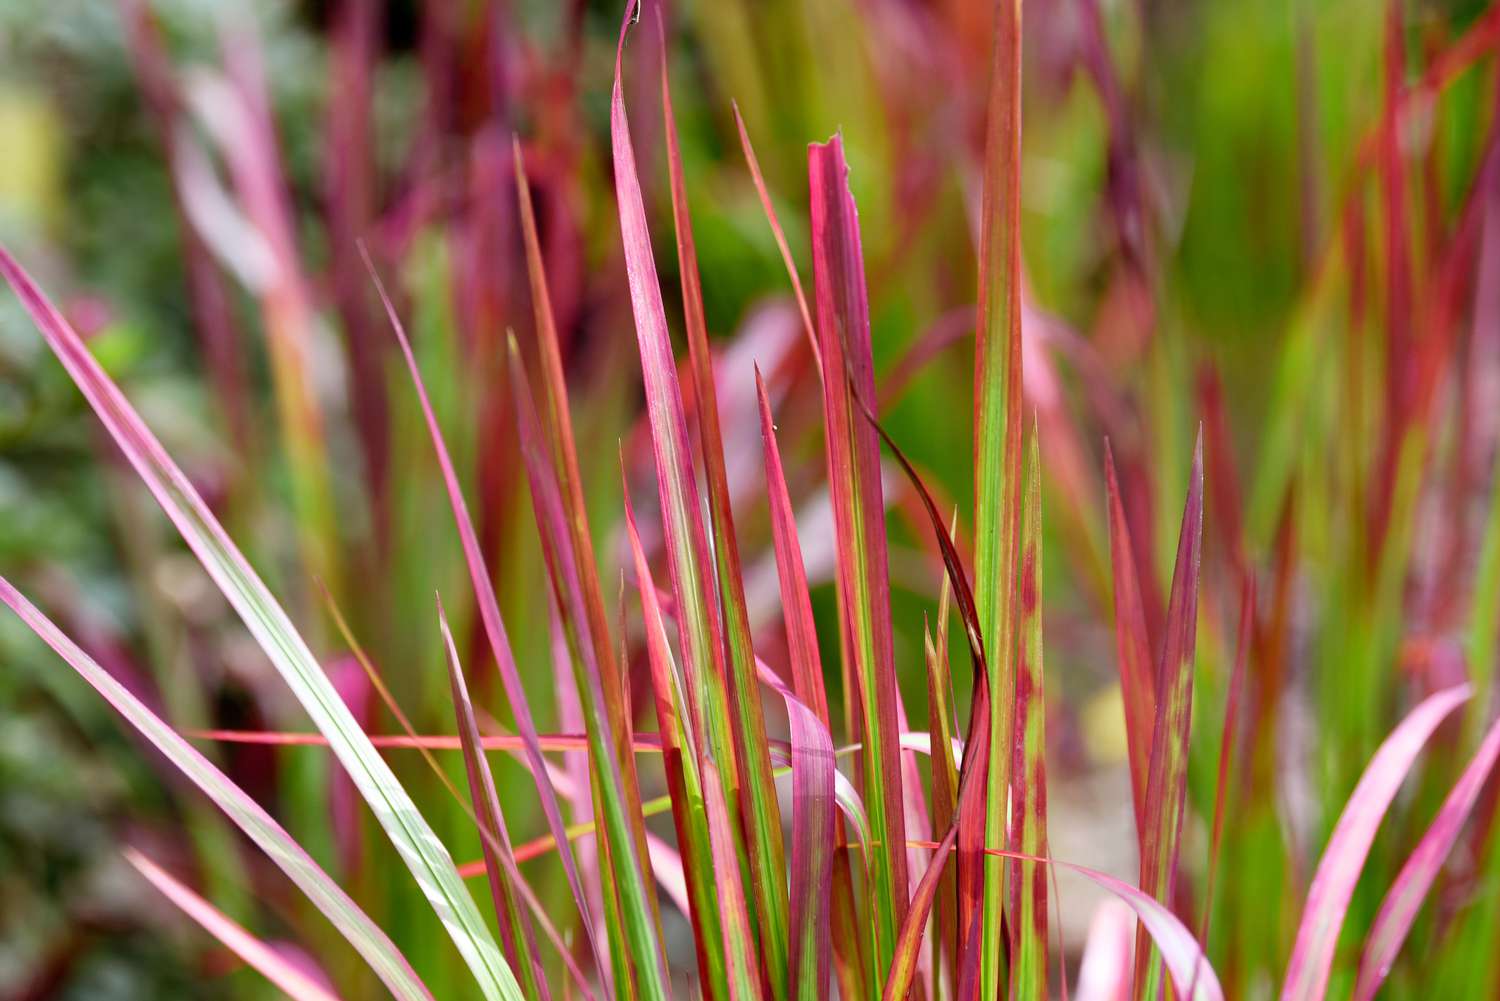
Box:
(125, 848, 344, 1001)
(973, 1, 1027, 993)
(660, 27, 790, 993)
(1349, 710, 1500, 1001)
(1134, 432, 1204, 1001)
(1009, 426, 1049, 1000)
(1280, 684, 1473, 1001)
(0, 245, 521, 1001)
(808, 133, 910, 972)
(363, 248, 603, 978)
(0, 578, 432, 1001)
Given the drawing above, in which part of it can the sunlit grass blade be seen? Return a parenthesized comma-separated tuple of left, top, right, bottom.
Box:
(1134, 433, 1204, 1001)
(438, 602, 549, 1001)
(1104, 443, 1157, 838)
(0, 246, 520, 1001)
(0, 578, 431, 1000)
(1350, 710, 1500, 1001)
(973, 1, 1027, 993)
(1009, 426, 1048, 1000)
(660, 28, 790, 992)
(507, 335, 670, 996)
(125, 848, 343, 1001)
(808, 133, 910, 971)
(363, 248, 602, 979)
(1279, 684, 1473, 1001)
(623, 485, 734, 1001)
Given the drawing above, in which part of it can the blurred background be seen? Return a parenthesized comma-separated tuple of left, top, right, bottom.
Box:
(1, 0, 1497, 998)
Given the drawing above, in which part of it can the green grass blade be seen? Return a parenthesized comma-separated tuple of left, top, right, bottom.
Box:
(973, 1, 1027, 994)
(0, 246, 521, 1001)
(1008, 427, 1048, 1000)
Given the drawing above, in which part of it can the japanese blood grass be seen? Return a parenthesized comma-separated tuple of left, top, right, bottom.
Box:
(9, 0, 1500, 999)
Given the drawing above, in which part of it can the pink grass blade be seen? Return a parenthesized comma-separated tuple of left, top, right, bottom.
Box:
(438, 602, 550, 1001)
(973, 1, 1027, 993)
(809, 133, 911, 967)
(0, 579, 431, 1000)
(507, 336, 671, 996)
(363, 250, 602, 976)
(125, 849, 343, 1001)
(623, 485, 735, 1001)
(1009, 427, 1049, 1000)
(660, 30, 791, 992)
(1350, 710, 1500, 1000)
(1104, 443, 1157, 839)
(0, 246, 520, 1000)
(1134, 433, 1205, 1001)
(1280, 684, 1474, 1001)
(1076, 901, 1134, 1001)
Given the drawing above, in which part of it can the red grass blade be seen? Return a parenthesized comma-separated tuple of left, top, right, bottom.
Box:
(1134, 433, 1205, 1000)
(809, 134, 910, 963)
(1104, 442, 1158, 840)
(756, 369, 832, 727)
(1350, 710, 1500, 1000)
(1280, 684, 1474, 1001)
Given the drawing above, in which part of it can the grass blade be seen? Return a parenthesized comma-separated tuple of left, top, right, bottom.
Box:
(1104, 443, 1157, 839)
(973, 1, 1027, 993)
(0, 245, 520, 1001)
(438, 602, 549, 1001)
(808, 133, 911, 969)
(364, 249, 602, 978)
(660, 27, 790, 991)
(1279, 684, 1473, 1001)
(1009, 427, 1048, 1000)
(508, 336, 671, 996)
(0, 578, 431, 1001)
(623, 485, 735, 1001)
(1134, 434, 1205, 1001)
(125, 849, 343, 1001)
(1351, 710, 1500, 1000)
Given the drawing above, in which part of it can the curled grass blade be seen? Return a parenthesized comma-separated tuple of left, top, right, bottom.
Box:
(0, 246, 519, 1001)
(1280, 684, 1473, 1001)
(1350, 709, 1500, 1001)
(125, 848, 343, 1001)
